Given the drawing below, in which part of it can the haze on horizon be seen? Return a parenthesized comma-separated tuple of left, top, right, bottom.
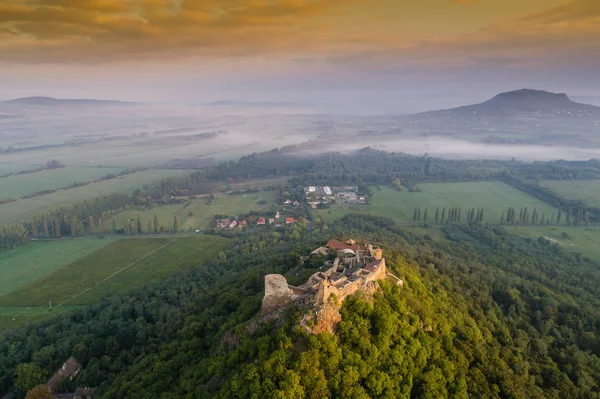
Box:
(1, 0, 599, 113)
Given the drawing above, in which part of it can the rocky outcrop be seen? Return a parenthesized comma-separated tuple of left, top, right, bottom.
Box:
(260, 274, 294, 315)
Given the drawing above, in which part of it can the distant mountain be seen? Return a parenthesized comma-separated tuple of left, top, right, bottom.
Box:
(415, 89, 600, 118)
(204, 100, 301, 107)
(1, 96, 137, 106)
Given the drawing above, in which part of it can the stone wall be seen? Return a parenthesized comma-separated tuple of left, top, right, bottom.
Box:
(260, 274, 293, 315)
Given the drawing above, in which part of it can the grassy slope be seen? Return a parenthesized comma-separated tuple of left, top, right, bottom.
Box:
(0, 166, 122, 198)
(0, 237, 118, 296)
(539, 180, 600, 208)
(113, 191, 276, 231)
(0, 169, 192, 224)
(314, 183, 559, 224)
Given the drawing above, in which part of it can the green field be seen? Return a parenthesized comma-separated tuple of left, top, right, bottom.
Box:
(0, 166, 123, 198)
(71, 235, 229, 304)
(0, 238, 172, 306)
(0, 238, 118, 296)
(540, 180, 600, 208)
(314, 183, 560, 224)
(0, 235, 228, 307)
(0, 168, 192, 224)
(113, 191, 276, 231)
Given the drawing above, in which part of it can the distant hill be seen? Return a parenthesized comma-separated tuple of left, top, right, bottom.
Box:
(204, 100, 301, 107)
(0, 96, 137, 107)
(415, 89, 600, 118)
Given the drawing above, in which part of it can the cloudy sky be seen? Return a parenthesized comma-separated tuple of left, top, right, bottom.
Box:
(1, 0, 599, 111)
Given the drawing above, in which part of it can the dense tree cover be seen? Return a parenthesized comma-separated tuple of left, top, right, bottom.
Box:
(1, 214, 599, 397)
(0, 224, 28, 252)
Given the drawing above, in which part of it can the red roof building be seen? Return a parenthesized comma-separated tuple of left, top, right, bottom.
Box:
(257, 217, 266, 225)
(325, 239, 363, 252)
(285, 217, 296, 224)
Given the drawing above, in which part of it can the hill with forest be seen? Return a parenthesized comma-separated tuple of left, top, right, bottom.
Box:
(1, 214, 599, 398)
(414, 89, 600, 118)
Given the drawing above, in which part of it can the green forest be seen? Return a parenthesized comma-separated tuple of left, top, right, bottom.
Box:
(1, 214, 599, 398)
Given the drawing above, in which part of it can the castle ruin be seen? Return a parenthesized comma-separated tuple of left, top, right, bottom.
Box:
(261, 239, 393, 323)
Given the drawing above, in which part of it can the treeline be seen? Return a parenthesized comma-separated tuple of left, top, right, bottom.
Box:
(0, 160, 64, 180)
(505, 175, 600, 224)
(0, 224, 28, 252)
(412, 207, 485, 224)
(198, 146, 600, 190)
(29, 212, 183, 238)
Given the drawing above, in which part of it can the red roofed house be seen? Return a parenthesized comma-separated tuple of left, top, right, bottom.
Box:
(257, 217, 266, 225)
(285, 217, 296, 224)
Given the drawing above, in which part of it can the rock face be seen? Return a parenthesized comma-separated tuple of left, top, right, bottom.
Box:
(260, 274, 293, 315)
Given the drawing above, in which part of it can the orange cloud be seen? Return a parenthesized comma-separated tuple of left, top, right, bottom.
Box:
(0, 0, 363, 62)
(0, 0, 598, 70)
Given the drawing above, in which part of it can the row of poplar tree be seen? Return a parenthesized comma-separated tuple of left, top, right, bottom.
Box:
(500, 206, 593, 226)
(29, 214, 181, 238)
(411, 206, 594, 226)
(412, 207, 484, 224)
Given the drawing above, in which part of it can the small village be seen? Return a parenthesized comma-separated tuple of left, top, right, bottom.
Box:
(304, 185, 367, 208)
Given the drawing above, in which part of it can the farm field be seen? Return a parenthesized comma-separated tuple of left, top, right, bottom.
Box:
(71, 235, 229, 305)
(313, 183, 560, 224)
(539, 180, 600, 208)
(0, 237, 172, 307)
(0, 168, 192, 224)
(0, 237, 118, 296)
(0, 235, 229, 309)
(0, 163, 41, 176)
(113, 191, 277, 231)
(0, 166, 123, 198)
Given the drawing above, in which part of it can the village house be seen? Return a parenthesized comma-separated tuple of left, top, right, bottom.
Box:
(285, 217, 297, 224)
(47, 357, 81, 393)
(257, 217, 266, 225)
(74, 387, 94, 399)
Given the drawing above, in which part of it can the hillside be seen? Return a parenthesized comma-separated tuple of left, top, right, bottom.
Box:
(1, 215, 599, 398)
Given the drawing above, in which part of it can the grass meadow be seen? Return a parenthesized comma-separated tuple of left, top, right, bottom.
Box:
(0, 166, 123, 198)
(0, 168, 192, 224)
(0, 237, 118, 296)
(0, 235, 228, 308)
(0, 237, 173, 307)
(313, 183, 560, 224)
(539, 180, 600, 208)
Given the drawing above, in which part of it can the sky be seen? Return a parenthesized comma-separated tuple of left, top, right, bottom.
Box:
(0, 0, 599, 112)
